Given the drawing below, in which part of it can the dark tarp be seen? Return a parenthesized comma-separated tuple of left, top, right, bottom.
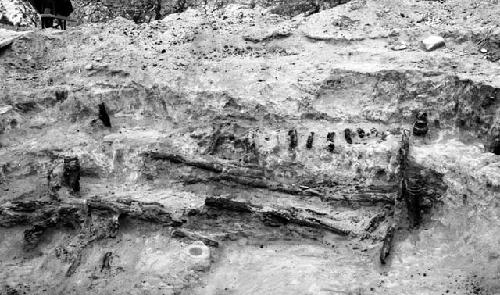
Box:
(29, 0, 73, 16)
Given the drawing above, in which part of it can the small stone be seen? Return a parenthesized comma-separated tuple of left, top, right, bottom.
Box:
(480, 48, 488, 53)
(84, 64, 93, 70)
(421, 35, 445, 51)
(0, 105, 13, 115)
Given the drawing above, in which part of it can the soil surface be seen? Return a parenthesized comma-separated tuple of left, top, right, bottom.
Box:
(0, 0, 499, 294)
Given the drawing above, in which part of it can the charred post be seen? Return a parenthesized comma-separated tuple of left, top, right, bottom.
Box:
(98, 102, 112, 128)
(101, 252, 113, 271)
(379, 224, 395, 264)
(488, 126, 500, 155)
(327, 131, 335, 152)
(288, 129, 298, 150)
(356, 128, 365, 139)
(413, 112, 428, 136)
(306, 132, 314, 149)
(344, 128, 353, 144)
(63, 157, 81, 193)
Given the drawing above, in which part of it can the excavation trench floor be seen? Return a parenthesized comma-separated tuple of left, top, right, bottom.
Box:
(1, 207, 496, 295)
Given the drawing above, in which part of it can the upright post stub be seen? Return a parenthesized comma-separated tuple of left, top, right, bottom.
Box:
(327, 131, 335, 152)
(98, 102, 112, 128)
(63, 157, 80, 193)
(288, 129, 298, 150)
(413, 112, 428, 137)
(306, 132, 314, 149)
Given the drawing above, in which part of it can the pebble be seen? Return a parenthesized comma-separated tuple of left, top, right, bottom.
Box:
(480, 48, 488, 53)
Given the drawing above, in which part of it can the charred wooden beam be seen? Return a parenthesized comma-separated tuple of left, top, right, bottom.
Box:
(146, 152, 223, 173)
(87, 197, 181, 226)
(171, 229, 219, 247)
(205, 196, 253, 213)
(204, 196, 351, 236)
(365, 212, 386, 233)
(379, 130, 410, 264)
(145, 152, 394, 204)
(379, 223, 395, 264)
(186, 174, 395, 204)
(262, 209, 350, 236)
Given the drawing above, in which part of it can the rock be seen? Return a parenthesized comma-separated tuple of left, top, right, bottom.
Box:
(480, 48, 488, 53)
(391, 41, 407, 51)
(0, 0, 38, 27)
(84, 64, 93, 70)
(421, 35, 445, 51)
(0, 105, 13, 115)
